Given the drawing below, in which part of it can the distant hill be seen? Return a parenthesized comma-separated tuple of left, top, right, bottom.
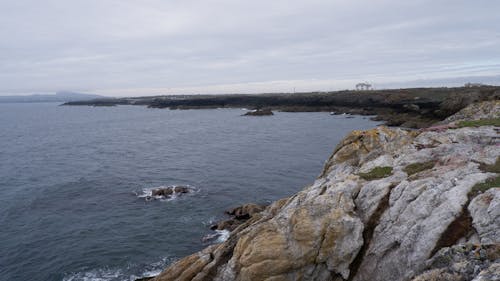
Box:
(0, 91, 104, 103)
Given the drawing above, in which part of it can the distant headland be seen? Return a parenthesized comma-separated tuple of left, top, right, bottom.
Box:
(63, 86, 500, 128)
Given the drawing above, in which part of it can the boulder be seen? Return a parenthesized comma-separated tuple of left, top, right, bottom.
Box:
(210, 203, 266, 231)
(151, 186, 190, 198)
(225, 203, 265, 219)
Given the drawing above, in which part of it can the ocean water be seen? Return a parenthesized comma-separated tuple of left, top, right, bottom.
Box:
(0, 103, 379, 281)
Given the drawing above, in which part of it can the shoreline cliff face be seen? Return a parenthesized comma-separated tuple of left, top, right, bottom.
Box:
(152, 101, 499, 281)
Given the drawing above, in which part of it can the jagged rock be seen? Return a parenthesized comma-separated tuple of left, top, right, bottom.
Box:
(410, 244, 500, 281)
(210, 219, 239, 231)
(204, 204, 266, 245)
(210, 204, 266, 232)
(151, 101, 500, 281)
(352, 126, 498, 281)
(321, 126, 415, 173)
(441, 100, 500, 124)
(469, 188, 500, 244)
(151, 186, 190, 197)
(225, 203, 265, 220)
(472, 263, 500, 281)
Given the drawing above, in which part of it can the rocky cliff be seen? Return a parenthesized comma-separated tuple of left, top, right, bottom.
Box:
(152, 101, 499, 281)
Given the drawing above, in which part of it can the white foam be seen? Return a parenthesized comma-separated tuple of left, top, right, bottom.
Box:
(135, 185, 198, 202)
(215, 230, 230, 243)
(140, 268, 162, 277)
(63, 268, 123, 281)
(63, 257, 172, 281)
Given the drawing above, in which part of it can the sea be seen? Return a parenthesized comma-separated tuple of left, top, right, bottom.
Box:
(0, 103, 379, 281)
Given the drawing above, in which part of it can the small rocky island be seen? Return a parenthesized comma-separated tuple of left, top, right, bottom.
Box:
(145, 100, 499, 281)
(242, 109, 274, 116)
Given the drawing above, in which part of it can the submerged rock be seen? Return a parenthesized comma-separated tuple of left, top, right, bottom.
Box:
(151, 101, 500, 281)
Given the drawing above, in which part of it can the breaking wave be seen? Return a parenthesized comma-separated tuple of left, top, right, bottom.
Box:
(62, 257, 174, 281)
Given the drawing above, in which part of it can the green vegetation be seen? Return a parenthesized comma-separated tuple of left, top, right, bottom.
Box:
(470, 157, 500, 197)
(457, 118, 500, 128)
(470, 176, 500, 197)
(358, 166, 393, 181)
(403, 161, 435, 176)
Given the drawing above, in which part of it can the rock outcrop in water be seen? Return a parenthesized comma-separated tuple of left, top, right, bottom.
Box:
(242, 109, 274, 116)
(150, 101, 499, 281)
(210, 204, 266, 232)
(146, 186, 191, 200)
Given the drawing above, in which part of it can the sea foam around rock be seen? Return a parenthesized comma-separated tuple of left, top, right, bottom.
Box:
(135, 185, 198, 202)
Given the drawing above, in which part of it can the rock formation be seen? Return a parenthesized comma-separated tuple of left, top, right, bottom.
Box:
(243, 109, 274, 116)
(151, 186, 190, 198)
(150, 101, 499, 281)
(210, 204, 266, 232)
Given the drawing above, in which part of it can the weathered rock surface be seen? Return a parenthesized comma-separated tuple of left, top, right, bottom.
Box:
(442, 100, 500, 124)
(151, 101, 499, 281)
(469, 189, 500, 244)
(411, 244, 500, 281)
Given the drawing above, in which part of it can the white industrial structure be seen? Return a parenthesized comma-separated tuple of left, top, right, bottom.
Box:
(356, 82, 372, 90)
(464, 82, 485, 87)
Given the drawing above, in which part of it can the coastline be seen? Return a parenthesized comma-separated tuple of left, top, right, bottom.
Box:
(62, 86, 500, 129)
(147, 100, 499, 281)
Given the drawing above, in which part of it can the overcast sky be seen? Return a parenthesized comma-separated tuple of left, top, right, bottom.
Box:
(1, 0, 499, 96)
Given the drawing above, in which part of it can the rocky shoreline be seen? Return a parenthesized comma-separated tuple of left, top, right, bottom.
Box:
(63, 86, 500, 128)
(145, 100, 499, 281)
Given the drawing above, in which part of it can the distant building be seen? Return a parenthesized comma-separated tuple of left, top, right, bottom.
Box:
(464, 82, 485, 87)
(356, 82, 372, 90)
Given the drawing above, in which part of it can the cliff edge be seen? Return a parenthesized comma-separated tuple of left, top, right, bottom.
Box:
(152, 101, 499, 281)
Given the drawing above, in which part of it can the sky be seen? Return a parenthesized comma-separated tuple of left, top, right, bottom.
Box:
(1, 0, 499, 97)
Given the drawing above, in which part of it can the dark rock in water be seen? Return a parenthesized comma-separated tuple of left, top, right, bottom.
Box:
(243, 109, 274, 116)
(225, 203, 265, 219)
(152, 188, 173, 197)
(210, 203, 266, 231)
(173, 186, 189, 193)
(135, 277, 155, 281)
(210, 218, 239, 231)
(151, 186, 191, 198)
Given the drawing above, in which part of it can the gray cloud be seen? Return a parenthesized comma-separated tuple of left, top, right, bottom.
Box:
(1, 0, 499, 96)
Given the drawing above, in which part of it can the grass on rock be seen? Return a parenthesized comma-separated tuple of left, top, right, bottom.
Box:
(358, 166, 393, 181)
(470, 157, 500, 197)
(457, 118, 500, 128)
(403, 161, 435, 176)
(470, 176, 500, 197)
